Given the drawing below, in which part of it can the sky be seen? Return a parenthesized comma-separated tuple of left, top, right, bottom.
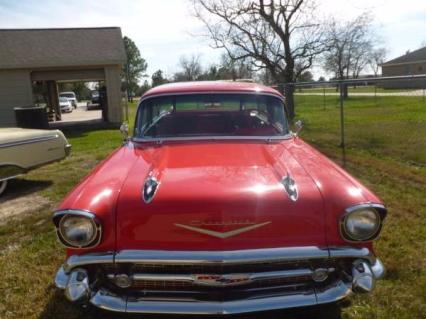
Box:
(1, 0, 425, 81)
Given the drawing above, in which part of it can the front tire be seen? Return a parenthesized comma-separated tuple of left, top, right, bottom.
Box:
(0, 180, 8, 195)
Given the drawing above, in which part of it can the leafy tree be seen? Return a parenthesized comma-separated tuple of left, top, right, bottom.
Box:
(297, 71, 313, 82)
(58, 82, 91, 100)
(197, 65, 220, 81)
(137, 80, 151, 96)
(151, 70, 168, 87)
(193, 54, 254, 81)
(123, 36, 148, 97)
(216, 54, 253, 80)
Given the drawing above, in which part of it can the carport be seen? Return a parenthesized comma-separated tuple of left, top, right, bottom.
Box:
(0, 27, 126, 127)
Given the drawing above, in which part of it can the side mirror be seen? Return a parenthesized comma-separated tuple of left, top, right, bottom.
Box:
(120, 122, 129, 142)
(294, 120, 303, 136)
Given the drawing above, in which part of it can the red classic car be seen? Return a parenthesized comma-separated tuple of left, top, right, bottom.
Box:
(53, 81, 386, 315)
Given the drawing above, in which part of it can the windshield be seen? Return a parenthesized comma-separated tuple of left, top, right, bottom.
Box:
(60, 93, 75, 98)
(135, 94, 288, 138)
(59, 97, 68, 102)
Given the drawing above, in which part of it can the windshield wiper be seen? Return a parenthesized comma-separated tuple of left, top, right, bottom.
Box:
(142, 111, 171, 135)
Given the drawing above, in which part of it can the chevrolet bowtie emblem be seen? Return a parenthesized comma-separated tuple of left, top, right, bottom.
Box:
(174, 221, 271, 238)
(193, 274, 252, 287)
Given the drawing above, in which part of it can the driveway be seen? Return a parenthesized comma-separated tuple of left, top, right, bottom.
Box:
(60, 102, 102, 122)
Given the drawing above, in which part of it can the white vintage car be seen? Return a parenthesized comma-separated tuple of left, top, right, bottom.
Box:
(0, 128, 71, 195)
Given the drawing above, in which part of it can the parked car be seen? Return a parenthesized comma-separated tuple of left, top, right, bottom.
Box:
(59, 92, 78, 108)
(59, 97, 73, 113)
(0, 128, 71, 195)
(53, 81, 386, 315)
(90, 90, 100, 104)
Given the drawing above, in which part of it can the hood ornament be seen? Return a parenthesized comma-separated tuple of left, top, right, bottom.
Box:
(174, 221, 271, 238)
(281, 174, 298, 201)
(142, 176, 159, 203)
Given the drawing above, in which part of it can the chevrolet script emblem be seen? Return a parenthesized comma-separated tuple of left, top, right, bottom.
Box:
(193, 274, 252, 287)
(174, 221, 271, 238)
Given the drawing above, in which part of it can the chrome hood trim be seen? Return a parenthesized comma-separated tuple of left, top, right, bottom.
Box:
(174, 221, 271, 239)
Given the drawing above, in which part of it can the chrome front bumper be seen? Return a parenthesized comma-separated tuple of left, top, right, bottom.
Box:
(55, 246, 385, 315)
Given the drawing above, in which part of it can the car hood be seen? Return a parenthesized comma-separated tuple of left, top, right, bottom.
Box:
(115, 141, 327, 251)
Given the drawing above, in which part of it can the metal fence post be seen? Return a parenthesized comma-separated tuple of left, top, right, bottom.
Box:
(323, 86, 326, 110)
(374, 84, 377, 104)
(339, 82, 346, 166)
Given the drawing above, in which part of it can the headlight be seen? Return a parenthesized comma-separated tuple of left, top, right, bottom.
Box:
(53, 210, 101, 248)
(341, 205, 383, 241)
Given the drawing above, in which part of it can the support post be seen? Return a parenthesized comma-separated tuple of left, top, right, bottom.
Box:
(339, 82, 346, 167)
(124, 94, 129, 122)
(47, 80, 60, 121)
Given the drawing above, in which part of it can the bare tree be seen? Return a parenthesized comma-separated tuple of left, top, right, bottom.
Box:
(193, 0, 327, 119)
(218, 53, 254, 80)
(174, 55, 203, 81)
(323, 13, 377, 96)
(369, 47, 387, 76)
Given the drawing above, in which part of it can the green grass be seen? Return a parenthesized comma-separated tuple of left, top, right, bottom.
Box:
(295, 95, 426, 164)
(0, 97, 425, 319)
(294, 95, 426, 319)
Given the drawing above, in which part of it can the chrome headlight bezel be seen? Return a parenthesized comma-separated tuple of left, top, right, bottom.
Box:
(340, 204, 386, 242)
(53, 210, 102, 249)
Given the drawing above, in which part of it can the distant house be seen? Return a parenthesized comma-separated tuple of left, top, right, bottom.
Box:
(381, 47, 426, 88)
(0, 27, 126, 127)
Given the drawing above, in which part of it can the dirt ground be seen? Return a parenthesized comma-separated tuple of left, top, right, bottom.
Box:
(0, 193, 51, 226)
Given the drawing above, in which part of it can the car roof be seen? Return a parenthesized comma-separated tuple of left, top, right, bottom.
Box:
(60, 91, 75, 95)
(142, 81, 283, 99)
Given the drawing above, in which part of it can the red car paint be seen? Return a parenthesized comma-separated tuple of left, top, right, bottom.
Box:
(59, 82, 382, 256)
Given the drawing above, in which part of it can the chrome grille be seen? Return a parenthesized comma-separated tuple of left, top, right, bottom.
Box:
(129, 274, 313, 291)
(104, 259, 332, 274)
(102, 258, 340, 295)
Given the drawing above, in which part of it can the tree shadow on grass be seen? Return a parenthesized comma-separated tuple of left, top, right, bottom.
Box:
(58, 123, 120, 140)
(0, 178, 52, 203)
(39, 288, 344, 319)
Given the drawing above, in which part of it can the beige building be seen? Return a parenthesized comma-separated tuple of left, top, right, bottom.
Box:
(381, 46, 426, 88)
(0, 27, 126, 127)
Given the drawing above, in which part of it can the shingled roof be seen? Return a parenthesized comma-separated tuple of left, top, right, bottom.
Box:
(382, 46, 426, 66)
(0, 27, 126, 69)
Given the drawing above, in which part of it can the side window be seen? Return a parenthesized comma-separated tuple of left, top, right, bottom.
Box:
(268, 97, 286, 133)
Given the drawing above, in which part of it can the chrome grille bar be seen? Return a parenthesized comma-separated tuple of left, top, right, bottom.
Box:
(63, 246, 374, 273)
(114, 246, 329, 265)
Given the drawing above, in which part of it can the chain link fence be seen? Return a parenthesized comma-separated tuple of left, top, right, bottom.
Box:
(278, 75, 426, 167)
